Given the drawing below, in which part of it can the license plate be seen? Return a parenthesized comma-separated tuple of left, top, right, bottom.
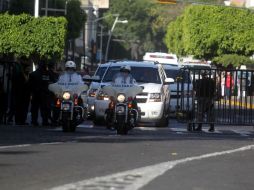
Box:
(62, 103, 71, 111)
(116, 106, 125, 113)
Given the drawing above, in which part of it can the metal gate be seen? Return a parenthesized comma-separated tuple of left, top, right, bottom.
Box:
(176, 68, 254, 129)
(0, 61, 16, 124)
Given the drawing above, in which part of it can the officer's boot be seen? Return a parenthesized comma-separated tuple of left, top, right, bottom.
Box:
(209, 124, 215, 132)
(195, 123, 202, 131)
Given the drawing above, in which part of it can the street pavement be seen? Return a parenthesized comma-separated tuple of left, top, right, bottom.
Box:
(0, 119, 253, 190)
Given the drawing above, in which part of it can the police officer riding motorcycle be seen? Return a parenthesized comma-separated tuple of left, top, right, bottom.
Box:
(49, 61, 88, 132)
(103, 65, 143, 135)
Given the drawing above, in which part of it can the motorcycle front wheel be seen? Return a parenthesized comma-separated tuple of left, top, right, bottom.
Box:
(116, 123, 128, 135)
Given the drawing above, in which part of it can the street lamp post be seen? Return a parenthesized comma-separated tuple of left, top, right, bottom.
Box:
(92, 14, 119, 64)
(98, 24, 104, 64)
(34, 0, 39, 17)
(105, 17, 128, 62)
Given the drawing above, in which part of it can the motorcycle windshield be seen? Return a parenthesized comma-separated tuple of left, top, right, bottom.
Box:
(102, 84, 143, 98)
(49, 82, 88, 97)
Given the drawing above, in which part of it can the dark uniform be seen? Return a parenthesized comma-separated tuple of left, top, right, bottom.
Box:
(194, 71, 216, 131)
(0, 80, 4, 124)
(14, 62, 30, 125)
(29, 63, 58, 126)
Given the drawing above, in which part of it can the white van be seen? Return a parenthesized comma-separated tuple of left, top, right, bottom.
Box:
(143, 52, 178, 66)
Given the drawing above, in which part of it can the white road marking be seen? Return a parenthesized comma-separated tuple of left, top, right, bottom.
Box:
(39, 142, 64, 146)
(0, 144, 31, 150)
(232, 130, 252, 137)
(170, 127, 187, 132)
(49, 144, 254, 190)
(0, 142, 65, 150)
(170, 127, 223, 134)
(137, 127, 157, 131)
(77, 124, 94, 128)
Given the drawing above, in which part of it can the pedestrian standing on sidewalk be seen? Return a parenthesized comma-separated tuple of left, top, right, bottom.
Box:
(29, 60, 57, 126)
(194, 70, 216, 132)
(14, 57, 31, 125)
(225, 72, 234, 100)
(0, 80, 4, 124)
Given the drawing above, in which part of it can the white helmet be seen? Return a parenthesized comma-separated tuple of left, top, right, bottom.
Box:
(65, 61, 76, 69)
(120, 65, 131, 73)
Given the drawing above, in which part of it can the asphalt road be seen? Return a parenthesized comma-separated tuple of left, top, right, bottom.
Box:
(0, 120, 253, 190)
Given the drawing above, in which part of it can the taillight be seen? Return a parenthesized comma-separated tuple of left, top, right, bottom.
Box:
(56, 99, 61, 108)
(128, 102, 132, 108)
(74, 98, 78, 106)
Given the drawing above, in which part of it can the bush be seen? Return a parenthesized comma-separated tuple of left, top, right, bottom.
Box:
(0, 13, 67, 60)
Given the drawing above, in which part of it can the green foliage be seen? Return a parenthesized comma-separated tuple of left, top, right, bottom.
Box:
(66, 0, 86, 39)
(0, 13, 67, 60)
(213, 54, 254, 67)
(103, 0, 175, 51)
(165, 5, 254, 60)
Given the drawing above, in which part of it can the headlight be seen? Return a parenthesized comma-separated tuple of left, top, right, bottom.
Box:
(97, 90, 109, 100)
(149, 93, 161, 102)
(117, 94, 126, 103)
(63, 92, 71, 100)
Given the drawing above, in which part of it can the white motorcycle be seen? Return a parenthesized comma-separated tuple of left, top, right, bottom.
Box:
(49, 82, 88, 132)
(102, 84, 143, 135)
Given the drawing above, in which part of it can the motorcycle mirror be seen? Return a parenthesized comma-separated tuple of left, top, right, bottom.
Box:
(91, 75, 100, 82)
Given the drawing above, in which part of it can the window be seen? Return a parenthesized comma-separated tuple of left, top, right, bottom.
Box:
(165, 69, 191, 83)
(95, 66, 107, 80)
(102, 66, 161, 84)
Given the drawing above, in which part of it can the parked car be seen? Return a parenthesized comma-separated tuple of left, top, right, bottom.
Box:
(93, 61, 174, 127)
(163, 65, 193, 117)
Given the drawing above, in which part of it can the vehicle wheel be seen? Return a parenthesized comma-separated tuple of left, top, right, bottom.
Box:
(62, 120, 71, 132)
(156, 109, 169, 127)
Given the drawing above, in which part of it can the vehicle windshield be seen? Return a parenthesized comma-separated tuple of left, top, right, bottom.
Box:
(164, 69, 191, 83)
(102, 66, 161, 84)
(94, 66, 107, 80)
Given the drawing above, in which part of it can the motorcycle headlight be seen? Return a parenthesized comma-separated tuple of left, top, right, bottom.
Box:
(63, 92, 71, 100)
(117, 94, 126, 103)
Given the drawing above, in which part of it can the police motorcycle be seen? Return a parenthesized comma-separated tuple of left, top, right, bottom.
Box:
(102, 84, 143, 135)
(48, 82, 88, 132)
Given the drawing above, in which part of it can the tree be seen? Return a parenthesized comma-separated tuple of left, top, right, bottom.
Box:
(102, 0, 160, 59)
(213, 54, 254, 67)
(66, 0, 86, 40)
(65, 0, 86, 58)
(165, 5, 254, 60)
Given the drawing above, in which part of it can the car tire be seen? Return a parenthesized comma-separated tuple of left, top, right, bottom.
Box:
(155, 108, 169, 127)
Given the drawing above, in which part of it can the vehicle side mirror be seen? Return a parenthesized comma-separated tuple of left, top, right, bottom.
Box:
(164, 78, 174, 85)
(83, 75, 91, 81)
(91, 75, 100, 82)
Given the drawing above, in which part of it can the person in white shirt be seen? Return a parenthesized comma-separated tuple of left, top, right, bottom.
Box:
(58, 61, 84, 86)
(113, 65, 136, 85)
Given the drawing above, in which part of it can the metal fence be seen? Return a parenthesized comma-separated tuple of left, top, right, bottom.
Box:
(0, 61, 16, 124)
(176, 68, 254, 129)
